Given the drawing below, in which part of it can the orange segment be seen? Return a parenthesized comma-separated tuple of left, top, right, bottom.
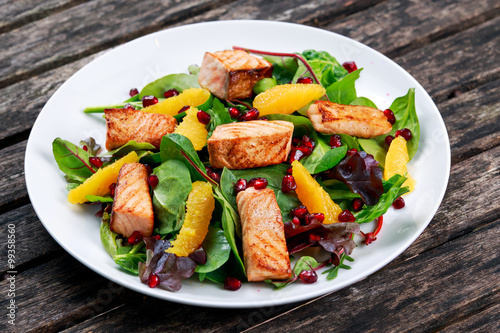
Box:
(253, 83, 326, 116)
(174, 107, 208, 151)
(67, 151, 139, 204)
(167, 181, 215, 256)
(292, 160, 342, 224)
(384, 136, 416, 191)
(142, 88, 210, 116)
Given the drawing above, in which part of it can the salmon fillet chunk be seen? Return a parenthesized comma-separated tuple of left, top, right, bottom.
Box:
(110, 163, 154, 238)
(236, 187, 291, 281)
(308, 100, 392, 138)
(207, 120, 294, 169)
(104, 108, 177, 150)
(198, 50, 273, 100)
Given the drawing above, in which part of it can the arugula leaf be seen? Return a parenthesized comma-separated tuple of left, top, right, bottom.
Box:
(152, 159, 192, 235)
(100, 140, 156, 157)
(326, 69, 362, 104)
(195, 227, 231, 274)
(53, 138, 95, 180)
(113, 241, 147, 275)
(139, 73, 200, 98)
(323, 254, 354, 280)
(358, 88, 420, 166)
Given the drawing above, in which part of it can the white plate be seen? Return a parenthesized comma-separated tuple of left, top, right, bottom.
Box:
(25, 20, 450, 308)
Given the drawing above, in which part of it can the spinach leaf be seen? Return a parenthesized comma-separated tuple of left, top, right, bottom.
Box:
(326, 69, 362, 104)
(358, 88, 419, 166)
(268, 256, 320, 289)
(297, 50, 348, 87)
(206, 98, 235, 138)
(100, 140, 156, 157)
(350, 97, 377, 108)
(195, 227, 231, 274)
(263, 55, 299, 84)
(160, 133, 207, 182)
(196, 93, 214, 112)
(354, 174, 409, 224)
(319, 179, 361, 201)
(139, 73, 200, 98)
(152, 159, 192, 235)
(113, 241, 147, 275)
(86, 195, 113, 203)
(100, 215, 118, 257)
(302, 136, 347, 174)
(53, 138, 95, 180)
(139, 152, 161, 165)
(338, 134, 360, 150)
(266, 113, 314, 137)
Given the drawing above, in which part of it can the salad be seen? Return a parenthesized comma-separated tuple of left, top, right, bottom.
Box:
(52, 47, 419, 292)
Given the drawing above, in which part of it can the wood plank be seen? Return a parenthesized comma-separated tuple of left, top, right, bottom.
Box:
(439, 302, 500, 332)
(0, 0, 89, 34)
(0, 204, 61, 273)
(328, 0, 500, 58)
(60, 219, 500, 332)
(0, 141, 27, 211)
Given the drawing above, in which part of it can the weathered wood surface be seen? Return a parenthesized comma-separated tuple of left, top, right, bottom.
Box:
(0, 0, 499, 331)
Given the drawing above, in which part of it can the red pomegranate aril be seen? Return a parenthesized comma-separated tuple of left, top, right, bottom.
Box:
(142, 95, 158, 107)
(292, 216, 301, 225)
(306, 213, 325, 224)
(286, 166, 293, 175)
(289, 148, 304, 163)
(163, 89, 179, 99)
(248, 177, 267, 189)
(197, 110, 211, 124)
(351, 198, 363, 212)
(296, 145, 313, 156)
(208, 170, 220, 183)
(338, 210, 356, 222)
(224, 277, 242, 291)
(128, 231, 143, 245)
(297, 77, 314, 84)
(241, 108, 260, 121)
(330, 134, 342, 148)
(346, 148, 358, 156)
(178, 105, 190, 114)
(395, 128, 412, 141)
(291, 205, 309, 219)
(383, 109, 396, 125)
(228, 107, 241, 119)
(89, 157, 103, 168)
(124, 103, 135, 110)
(129, 88, 139, 97)
(309, 233, 321, 243)
(148, 174, 159, 188)
(299, 270, 318, 284)
(292, 137, 302, 146)
(144, 164, 153, 175)
(392, 196, 405, 209)
(385, 135, 394, 145)
(342, 61, 358, 73)
(82, 145, 88, 152)
(234, 178, 247, 193)
(301, 135, 315, 149)
(148, 273, 160, 288)
(152, 235, 161, 240)
(281, 175, 297, 192)
(109, 183, 116, 197)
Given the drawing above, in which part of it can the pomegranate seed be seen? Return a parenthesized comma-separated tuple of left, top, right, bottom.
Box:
(129, 88, 139, 97)
(383, 109, 396, 125)
(197, 110, 211, 125)
(82, 145, 88, 151)
(241, 108, 260, 121)
(124, 103, 135, 110)
(351, 198, 363, 212)
(286, 166, 293, 175)
(152, 235, 161, 240)
(306, 213, 325, 224)
(148, 273, 160, 288)
(281, 175, 297, 192)
(248, 177, 268, 189)
(178, 105, 190, 114)
(342, 61, 358, 73)
(330, 134, 342, 148)
(163, 89, 179, 99)
(89, 157, 103, 168)
(289, 148, 305, 163)
(208, 170, 220, 183)
(292, 216, 301, 225)
(144, 164, 153, 175)
(338, 210, 356, 222)
(228, 107, 241, 119)
(392, 197, 405, 209)
(291, 205, 309, 220)
(309, 233, 321, 242)
(395, 128, 412, 141)
(297, 77, 314, 84)
(385, 135, 394, 145)
(128, 231, 143, 245)
(109, 183, 116, 197)
(292, 137, 302, 146)
(297, 145, 313, 156)
(260, 117, 268, 121)
(142, 95, 158, 107)
(301, 135, 315, 149)
(234, 179, 247, 193)
(346, 148, 358, 156)
(224, 277, 242, 291)
(148, 174, 159, 188)
(299, 270, 318, 284)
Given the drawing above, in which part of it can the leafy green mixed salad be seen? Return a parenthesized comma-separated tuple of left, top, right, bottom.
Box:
(52, 47, 419, 292)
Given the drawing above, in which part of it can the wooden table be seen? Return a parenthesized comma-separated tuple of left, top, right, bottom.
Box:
(1, 0, 499, 331)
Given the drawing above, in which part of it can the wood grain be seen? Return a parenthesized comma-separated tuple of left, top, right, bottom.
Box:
(439, 302, 500, 332)
(0, 141, 27, 211)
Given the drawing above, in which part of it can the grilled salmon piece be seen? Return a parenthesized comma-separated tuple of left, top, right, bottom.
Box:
(110, 163, 154, 238)
(308, 100, 392, 138)
(104, 108, 177, 150)
(207, 120, 293, 169)
(198, 50, 273, 100)
(236, 187, 291, 281)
